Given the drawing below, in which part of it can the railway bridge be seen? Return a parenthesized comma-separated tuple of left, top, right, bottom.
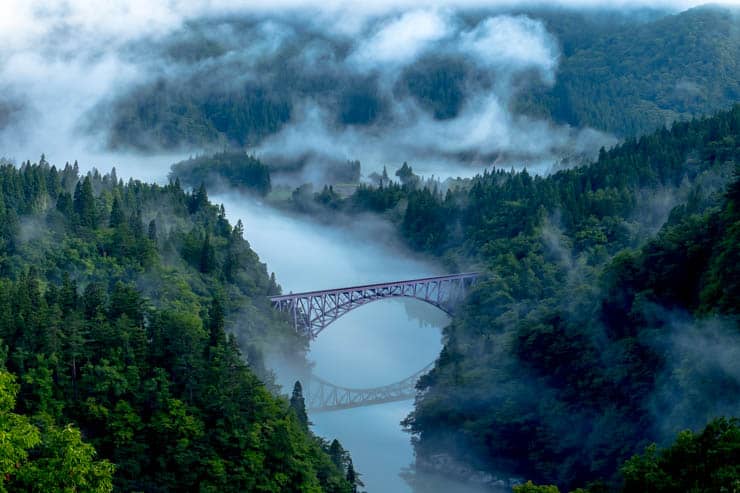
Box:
(270, 273, 480, 412)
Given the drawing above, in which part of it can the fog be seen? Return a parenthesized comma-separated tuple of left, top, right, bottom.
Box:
(646, 311, 740, 443)
(1, 1, 738, 492)
(214, 192, 450, 492)
(3, 0, 715, 184)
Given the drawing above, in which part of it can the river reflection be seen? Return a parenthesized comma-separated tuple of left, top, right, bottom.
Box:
(216, 194, 448, 492)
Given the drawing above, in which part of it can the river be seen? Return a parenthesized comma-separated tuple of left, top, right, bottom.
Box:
(216, 194, 450, 493)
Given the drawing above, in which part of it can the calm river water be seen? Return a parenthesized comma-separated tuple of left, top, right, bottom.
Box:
(217, 194, 449, 493)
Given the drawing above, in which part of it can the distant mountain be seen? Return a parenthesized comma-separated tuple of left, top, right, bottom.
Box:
(97, 6, 739, 153)
(517, 6, 740, 137)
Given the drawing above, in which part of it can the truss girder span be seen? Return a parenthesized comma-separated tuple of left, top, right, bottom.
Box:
(305, 362, 435, 413)
(270, 273, 480, 338)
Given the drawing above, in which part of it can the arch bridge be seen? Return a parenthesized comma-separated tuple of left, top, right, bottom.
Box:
(271, 273, 480, 412)
(270, 272, 480, 339)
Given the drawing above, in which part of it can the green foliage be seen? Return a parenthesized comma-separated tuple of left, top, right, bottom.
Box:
(106, 79, 291, 149)
(0, 369, 114, 493)
(399, 55, 470, 120)
(535, 417, 740, 492)
(15, 422, 116, 493)
(513, 481, 561, 493)
(0, 161, 353, 492)
(291, 381, 310, 430)
(620, 417, 740, 493)
(170, 152, 271, 196)
(304, 105, 740, 262)
(511, 406, 740, 491)
(516, 6, 740, 137)
(399, 106, 740, 491)
(102, 7, 739, 150)
(0, 371, 42, 488)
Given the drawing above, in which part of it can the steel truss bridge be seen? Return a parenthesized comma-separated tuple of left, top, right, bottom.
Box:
(270, 272, 480, 339)
(271, 273, 481, 412)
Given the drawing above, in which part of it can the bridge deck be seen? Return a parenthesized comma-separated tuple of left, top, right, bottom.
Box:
(270, 272, 480, 301)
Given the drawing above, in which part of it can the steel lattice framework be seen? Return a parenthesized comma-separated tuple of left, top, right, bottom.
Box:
(270, 272, 480, 338)
(304, 362, 435, 412)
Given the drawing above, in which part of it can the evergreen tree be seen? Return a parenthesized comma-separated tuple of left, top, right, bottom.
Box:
(0, 370, 115, 492)
(207, 298, 226, 349)
(0, 158, 354, 491)
(73, 176, 97, 228)
(328, 439, 346, 470)
(109, 197, 125, 228)
(147, 219, 157, 241)
(189, 182, 209, 214)
(199, 232, 216, 273)
(290, 381, 309, 429)
(346, 457, 363, 493)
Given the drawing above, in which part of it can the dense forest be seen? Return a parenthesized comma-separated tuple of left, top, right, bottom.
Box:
(516, 6, 740, 137)
(170, 152, 272, 196)
(511, 418, 740, 492)
(0, 160, 359, 492)
(398, 107, 740, 490)
(2, 3, 739, 491)
(169, 152, 362, 195)
(233, 105, 738, 490)
(96, 6, 738, 152)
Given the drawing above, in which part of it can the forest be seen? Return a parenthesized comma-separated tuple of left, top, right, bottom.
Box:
(100, 6, 738, 151)
(0, 160, 360, 492)
(175, 101, 740, 491)
(366, 107, 740, 491)
(514, 5, 740, 136)
(1, 2, 739, 492)
(170, 152, 272, 196)
(200, 104, 740, 491)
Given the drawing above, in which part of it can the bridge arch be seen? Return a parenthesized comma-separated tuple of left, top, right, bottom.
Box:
(271, 273, 480, 338)
(272, 273, 479, 411)
(304, 362, 435, 413)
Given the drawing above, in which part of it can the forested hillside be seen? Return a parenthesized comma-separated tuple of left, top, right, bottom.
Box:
(4, 3, 739, 492)
(250, 105, 740, 490)
(0, 160, 358, 492)
(98, 6, 739, 152)
(399, 107, 740, 490)
(170, 152, 272, 196)
(517, 6, 740, 136)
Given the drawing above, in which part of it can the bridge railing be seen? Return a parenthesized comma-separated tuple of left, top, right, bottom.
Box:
(269, 272, 481, 302)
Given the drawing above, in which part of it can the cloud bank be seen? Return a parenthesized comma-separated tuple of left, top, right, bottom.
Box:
(0, 0, 731, 182)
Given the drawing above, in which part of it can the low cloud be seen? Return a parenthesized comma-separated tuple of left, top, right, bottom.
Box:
(349, 10, 453, 69)
(647, 313, 740, 441)
(0, 0, 659, 182)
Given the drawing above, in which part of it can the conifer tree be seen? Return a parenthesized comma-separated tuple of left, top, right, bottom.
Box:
(109, 197, 125, 228)
(290, 381, 309, 429)
(73, 175, 97, 228)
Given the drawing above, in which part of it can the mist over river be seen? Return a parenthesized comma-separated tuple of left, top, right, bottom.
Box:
(216, 194, 450, 493)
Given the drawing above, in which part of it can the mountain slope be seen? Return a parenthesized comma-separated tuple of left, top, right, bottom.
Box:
(0, 159, 357, 492)
(99, 6, 739, 152)
(400, 106, 740, 491)
(517, 6, 740, 136)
